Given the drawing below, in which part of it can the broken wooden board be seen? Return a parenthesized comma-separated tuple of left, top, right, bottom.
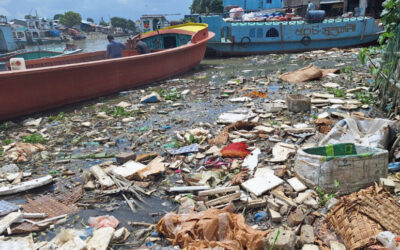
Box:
(241, 174, 284, 196)
(87, 227, 115, 250)
(111, 161, 146, 180)
(136, 156, 166, 180)
(268, 143, 297, 163)
(0, 212, 22, 235)
(0, 175, 53, 196)
(271, 190, 296, 207)
(205, 192, 241, 207)
(90, 165, 114, 187)
(199, 186, 239, 196)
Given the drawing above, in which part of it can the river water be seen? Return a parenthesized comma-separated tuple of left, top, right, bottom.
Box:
(25, 34, 129, 53)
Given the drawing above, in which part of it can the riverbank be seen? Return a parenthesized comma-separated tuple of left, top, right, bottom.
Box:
(0, 47, 397, 249)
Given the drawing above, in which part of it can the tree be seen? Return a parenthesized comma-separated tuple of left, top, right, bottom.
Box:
(209, 0, 223, 13)
(126, 19, 136, 32)
(53, 14, 63, 20)
(24, 14, 33, 19)
(59, 11, 82, 28)
(191, 0, 222, 14)
(87, 17, 94, 23)
(110, 16, 127, 30)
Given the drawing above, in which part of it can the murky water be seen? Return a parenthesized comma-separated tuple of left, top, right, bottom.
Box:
(25, 34, 129, 53)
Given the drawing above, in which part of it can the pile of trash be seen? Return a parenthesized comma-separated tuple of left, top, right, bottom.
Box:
(0, 48, 400, 249)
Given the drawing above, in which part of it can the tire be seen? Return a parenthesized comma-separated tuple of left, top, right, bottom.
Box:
(301, 36, 311, 46)
(239, 36, 251, 47)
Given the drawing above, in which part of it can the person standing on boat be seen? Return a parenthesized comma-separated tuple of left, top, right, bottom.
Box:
(307, 0, 315, 12)
(106, 35, 126, 59)
(136, 39, 150, 54)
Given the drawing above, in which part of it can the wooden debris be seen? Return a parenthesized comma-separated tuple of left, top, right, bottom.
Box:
(0, 212, 22, 235)
(199, 186, 239, 196)
(0, 175, 53, 196)
(87, 227, 115, 250)
(90, 165, 114, 187)
(205, 192, 241, 207)
(271, 190, 297, 207)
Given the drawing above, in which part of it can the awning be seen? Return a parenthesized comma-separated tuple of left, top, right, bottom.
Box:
(320, 0, 343, 4)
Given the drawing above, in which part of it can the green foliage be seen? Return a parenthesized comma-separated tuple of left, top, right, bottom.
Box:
(25, 14, 33, 19)
(110, 106, 131, 117)
(0, 122, 8, 131)
(59, 11, 82, 28)
(315, 180, 339, 206)
(340, 65, 352, 74)
(86, 17, 94, 23)
(49, 112, 65, 121)
(269, 229, 281, 250)
(158, 88, 181, 101)
(191, 0, 223, 14)
(327, 87, 346, 97)
(110, 17, 136, 32)
(3, 139, 11, 145)
(22, 134, 46, 144)
(53, 14, 63, 20)
(380, 0, 400, 45)
(354, 91, 375, 105)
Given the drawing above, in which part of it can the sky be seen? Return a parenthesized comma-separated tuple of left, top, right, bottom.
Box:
(0, 0, 193, 22)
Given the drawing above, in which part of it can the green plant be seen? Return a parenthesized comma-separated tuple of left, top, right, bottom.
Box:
(340, 65, 352, 74)
(49, 112, 65, 121)
(109, 106, 131, 117)
(0, 122, 8, 131)
(327, 87, 346, 98)
(185, 134, 199, 144)
(22, 134, 46, 144)
(315, 180, 339, 206)
(158, 88, 181, 101)
(3, 139, 11, 145)
(269, 229, 280, 250)
(354, 91, 375, 105)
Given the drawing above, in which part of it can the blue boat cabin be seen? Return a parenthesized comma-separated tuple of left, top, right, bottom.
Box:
(223, 0, 283, 11)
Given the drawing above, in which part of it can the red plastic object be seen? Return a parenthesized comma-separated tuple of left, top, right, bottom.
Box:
(221, 142, 250, 158)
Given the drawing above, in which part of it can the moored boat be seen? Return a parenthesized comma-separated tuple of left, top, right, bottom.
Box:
(200, 14, 383, 56)
(0, 49, 82, 62)
(0, 23, 214, 121)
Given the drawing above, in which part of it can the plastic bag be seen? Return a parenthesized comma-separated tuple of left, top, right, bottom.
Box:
(88, 215, 119, 229)
(319, 117, 394, 149)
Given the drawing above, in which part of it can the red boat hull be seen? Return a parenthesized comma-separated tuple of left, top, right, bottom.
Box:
(0, 27, 214, 121)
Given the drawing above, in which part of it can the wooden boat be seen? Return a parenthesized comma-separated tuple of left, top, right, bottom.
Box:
(0, 23, 214, 121)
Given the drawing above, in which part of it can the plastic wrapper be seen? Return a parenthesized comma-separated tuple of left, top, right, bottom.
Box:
(156, 209, 268, 250)
(319, 117, 394, 149)
(221, 142, 250, 158)
(88, 215, 119, 229)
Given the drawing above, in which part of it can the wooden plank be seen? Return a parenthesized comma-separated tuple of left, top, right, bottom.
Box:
(205, 192, 241, 207)
(198, 186, 239, 196)
(0, 212, 22, 235)
(0, 175, 53, 196)
(169, 186, 210, 192)
(87, 227, 115, 250)
(90, 165, 114, 187)
(271, 190, 296, 207)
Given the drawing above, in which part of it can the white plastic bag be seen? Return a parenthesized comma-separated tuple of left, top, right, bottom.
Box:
(319, 117, 394, 149)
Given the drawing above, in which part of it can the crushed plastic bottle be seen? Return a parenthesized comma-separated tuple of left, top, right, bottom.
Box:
(377, 231, 400, 250)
